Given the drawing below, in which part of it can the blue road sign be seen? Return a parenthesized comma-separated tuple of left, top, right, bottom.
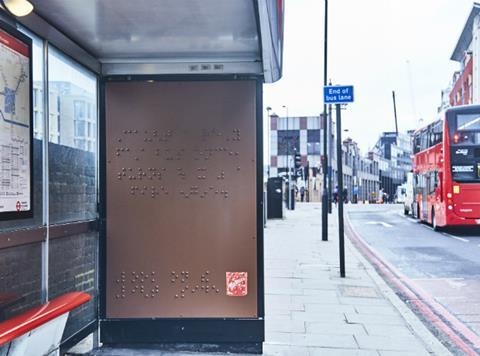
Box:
(324, 85, 354, 104)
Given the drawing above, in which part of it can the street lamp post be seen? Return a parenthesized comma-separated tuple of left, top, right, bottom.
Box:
(322, 0, 329, 241)
(283, 105, 291, 210)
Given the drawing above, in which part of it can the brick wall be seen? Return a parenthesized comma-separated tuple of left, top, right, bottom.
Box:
(0, 242, 42, 320)
(49, 231, 97, 339)
(48, 142, 97, 224)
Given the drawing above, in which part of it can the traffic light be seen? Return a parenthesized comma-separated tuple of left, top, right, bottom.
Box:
(296, 167, 303, 179)
(294, 153, 301, 169)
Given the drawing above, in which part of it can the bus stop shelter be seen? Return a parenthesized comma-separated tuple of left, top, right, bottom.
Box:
(0, 1, 283, 354)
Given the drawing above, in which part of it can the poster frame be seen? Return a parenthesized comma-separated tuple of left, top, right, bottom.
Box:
(0, 19, 33, 221)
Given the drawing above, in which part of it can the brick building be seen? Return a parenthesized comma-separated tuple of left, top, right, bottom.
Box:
(450, 3, 480, 106)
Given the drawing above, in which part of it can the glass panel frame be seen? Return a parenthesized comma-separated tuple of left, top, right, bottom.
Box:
(47, 46, 99, 224)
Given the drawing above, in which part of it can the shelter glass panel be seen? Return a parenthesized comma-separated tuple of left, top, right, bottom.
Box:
(48, 48, 98, 224)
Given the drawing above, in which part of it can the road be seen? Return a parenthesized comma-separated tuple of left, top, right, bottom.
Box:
(346, 203, 480, 340)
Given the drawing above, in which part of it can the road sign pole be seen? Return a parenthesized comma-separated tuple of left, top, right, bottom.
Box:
(322, 112, 328, 241)
(328, 103, 333, 214)
(335, 103, 346, 278)
(324, 84, 352, 278)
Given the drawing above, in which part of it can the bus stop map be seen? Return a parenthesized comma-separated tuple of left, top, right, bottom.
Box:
(0, 28, 31, 214)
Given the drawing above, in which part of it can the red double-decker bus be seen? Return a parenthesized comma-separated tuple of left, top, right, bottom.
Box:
(412, 105, 480, 229)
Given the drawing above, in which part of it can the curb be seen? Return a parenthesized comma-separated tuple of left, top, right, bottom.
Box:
(343, 211, 477, 355)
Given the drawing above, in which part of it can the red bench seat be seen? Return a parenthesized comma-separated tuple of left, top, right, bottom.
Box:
(0, 292, 91, 355)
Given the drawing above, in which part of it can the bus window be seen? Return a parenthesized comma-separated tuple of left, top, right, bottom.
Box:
(429, 171, 438, 194)
(448, 112, 480, 182)
(414, 135, 421, 153)
(433, 121, 443, 145)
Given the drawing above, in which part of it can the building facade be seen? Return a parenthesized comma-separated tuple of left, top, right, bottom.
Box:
(33, 81, 97, 152)
(269, 114, 383, 203)
(450, 3, 480, 106)
(269, 114, 323, 178)
(371, 132, 413, 201)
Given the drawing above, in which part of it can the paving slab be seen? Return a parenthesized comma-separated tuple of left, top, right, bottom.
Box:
(308, 349, 379, 356)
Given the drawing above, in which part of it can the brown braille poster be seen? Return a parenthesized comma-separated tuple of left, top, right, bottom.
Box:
(105, 80, 258, 318)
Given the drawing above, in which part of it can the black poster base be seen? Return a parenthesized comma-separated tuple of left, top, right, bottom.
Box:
(100, 319, 264, 354)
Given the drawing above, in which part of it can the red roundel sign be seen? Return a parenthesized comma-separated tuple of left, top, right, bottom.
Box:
(226, 272, 248, 297)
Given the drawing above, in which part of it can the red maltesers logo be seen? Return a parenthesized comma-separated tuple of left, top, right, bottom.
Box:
(226, 272, 248, 297)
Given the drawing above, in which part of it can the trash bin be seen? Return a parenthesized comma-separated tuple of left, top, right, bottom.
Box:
(267, 177, 283, 218)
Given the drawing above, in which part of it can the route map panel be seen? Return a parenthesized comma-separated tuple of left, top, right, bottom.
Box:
(0, 28, 31, 215)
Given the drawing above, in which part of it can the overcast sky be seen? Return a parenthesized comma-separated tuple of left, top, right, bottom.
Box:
(264, 0, 474, 153)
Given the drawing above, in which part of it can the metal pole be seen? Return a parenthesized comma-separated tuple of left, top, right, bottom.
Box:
(392, 91, 399, 142)
(41, 40, 50, 302)
(328, 102, 333, 213)
(322, 0, 329, 241)
(336, 104, 346, 278)
(284, 106, 291, 210)
(266, 107, 272, 178)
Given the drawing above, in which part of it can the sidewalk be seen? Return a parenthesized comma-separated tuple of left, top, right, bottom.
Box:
(263, 203, 449, 356)
(73, 203, 450, 356)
